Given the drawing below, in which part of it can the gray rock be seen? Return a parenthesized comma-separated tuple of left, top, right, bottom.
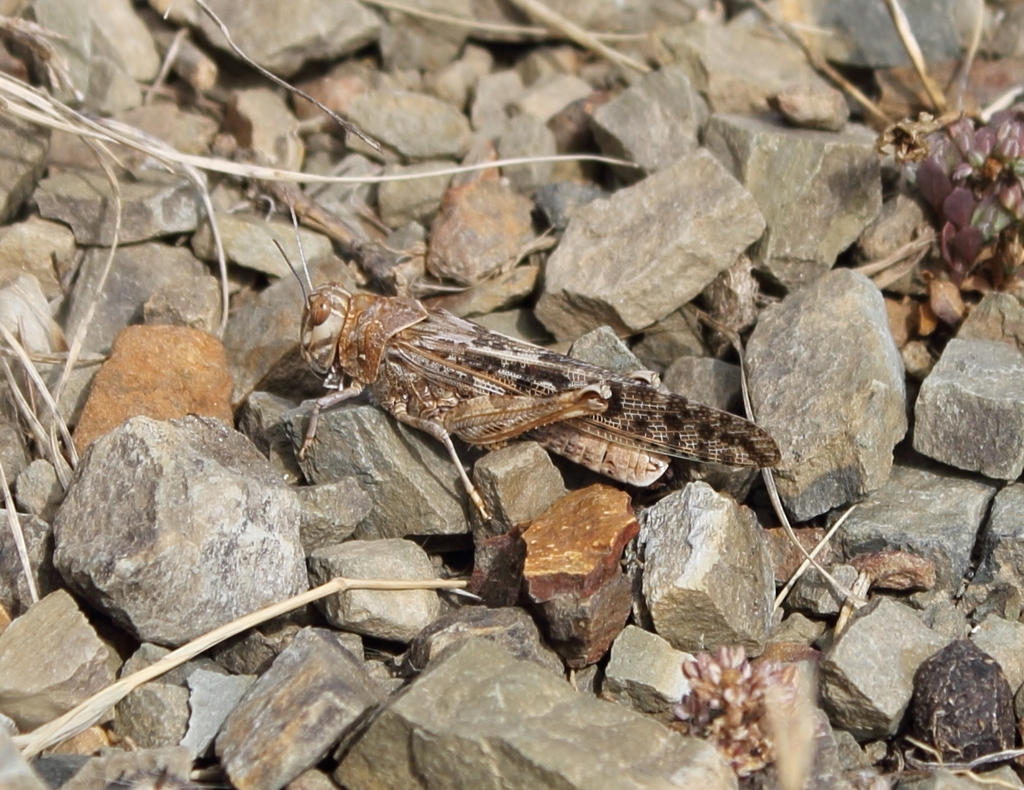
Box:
(336, 639, 737, 790)
(770, 83, 850, 132)
(113, 681, 190, 749)
(768, 611, 826, 646)
(855, 193, 928, 267)
(90, 0, 160, 82)
(511, 73, 593, 122)
(704, 115, 881, 288)
(210, 621, 304, 677)
(471, 442, 566, 535)
(196, 0, 381, 77)
(834, 463, 995, 592)
(0, 216, 74, 301)
(217, 627, 386, 790)
(0, 418, 29, 488)
(14, 460, 61, 522)
(591, 66, 707, 175)
(471, 70, 524, 138)
(34, 171, 200, 246)
(603, 625, 692, 719)
(54, 416, 306, 646)
(0, 589, 115, 731)
(62, 243, 211, 355)
(819, 597, 949, 738)
(914, 338, 1024, 479)
(377, 161, 453, 227)
(981, 482, 1024, 590)
(425, 45, 493, 109)
(0, 116, 48, 224)
(971, 617, 1024, 695)
(640, 482, 774, 655)
(297, 478, 373, 553)
(0, 510, 57, 617)
(958, 292, 1024, 353)
(662, 357, 741, 413)
(379, 0, 470, 72)
(191, 212, 333, 278)
(284, 402, 469, 538)
(225, 87, 304, 171)
(346, 90, 471, 160)
(534, 181, 608, 234)
(237, 391, 304, 486)
(746, 269, 907, 521)
(661, 22, 832, 114)
(536, 149, 765, 341)
(787, 564, 859, 616)
(631, 309, 706, 373)
(568, 325, 648, 375)
(406, 605, 564, 675)
(307, 539, 441, 642)
(58, 747, 192, 790)
(181, 668, 256, 758)
(143, 272, 222, 335)
(0, 729, 46, 790)
(497, 113, 557, 194)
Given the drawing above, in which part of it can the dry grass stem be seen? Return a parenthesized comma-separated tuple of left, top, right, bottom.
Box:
(0, 16, 76, 97)
(0, 459, 38, 605)
(950, 0, 984, 112)
(504, 0, 650, 74)
(143, 26, 187, 105)
(773, 504, 857, 611)
(1, 360, 72, 487)
(881, 0, 947, 113)
(13, 575, 467, 759)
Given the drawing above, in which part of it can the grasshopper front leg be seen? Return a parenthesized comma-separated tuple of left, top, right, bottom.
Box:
(300, 383, 366, 459)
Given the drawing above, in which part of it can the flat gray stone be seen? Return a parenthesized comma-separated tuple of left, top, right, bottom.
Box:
(14, 459, 63, 522)
(346, 90, 471, 160)
(512, 73, 592, 122)
(54, 416, 306, 646)
(377, 161, 453, 227)
(113, 681, 190, 749)
(0, 590, 115, 731)
(297, 478, 373, 553)
(336, 639, 737, 790)
(662, 357, 741, 413)
(971, 617, 1024, 696)
(640, 482, 773, 655)
(471, 70, 523, 138)
(914, 338, 1024, 479)
(237, 391, 305, 486)
(191, 212, 333, 279)
(284, 402, 469, 537)
(217, 627, 386, 790)
(958, 292, 1024, 353)
(307, 539, 441, 642)
(603, 625, 692, 719)
(787, 564, 859, 616)
(747, 269, 907, 521)
(181, 669, 256, 757)
(820, 597, 948, 739)
(536, 149, 765, 341)
(704, 114, 881, 288)
(981, 483, 1024, 591)
(471, 442, 566, 534)
(568, 325, 648, 375)
(834, 463, 995, 592)
(0, 510, 57, 616)
(497, 113, 557, 194)
(591, 66, 706, 175)
(35, 171, 200, 246)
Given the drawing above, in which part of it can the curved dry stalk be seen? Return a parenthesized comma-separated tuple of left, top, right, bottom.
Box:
(504, 0, 650, 74)
(881, 0, 947, 114)
(13, 574, 467, 759)
(773, 504, 857, 612)
(1, 360, 72, 487)
(0, 459, 38, 605)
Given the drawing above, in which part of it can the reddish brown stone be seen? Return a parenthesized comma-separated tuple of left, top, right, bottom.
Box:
(74, 325, 234, 452)
(426, 180, 535, 286)
(523, 485, 638, 667)
(763, 526, 834, 584)
(850, 550, 936, 591)
(470, 528, 526, 607)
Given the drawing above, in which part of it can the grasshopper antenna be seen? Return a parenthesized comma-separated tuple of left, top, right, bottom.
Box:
(287, 204, 315, 295)
(272, 238, 307, 301)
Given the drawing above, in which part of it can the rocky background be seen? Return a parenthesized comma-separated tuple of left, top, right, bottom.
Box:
(2, 0, 1024, 788)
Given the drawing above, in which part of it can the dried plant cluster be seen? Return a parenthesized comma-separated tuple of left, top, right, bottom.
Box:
(672, 645, 801, 777)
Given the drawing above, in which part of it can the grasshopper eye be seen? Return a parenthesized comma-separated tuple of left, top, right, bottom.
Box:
(309, 296, 332, 326)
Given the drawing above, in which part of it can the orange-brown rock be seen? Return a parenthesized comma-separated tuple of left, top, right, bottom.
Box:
(74, 325, 233, 452)
(763, 526, 833, 585)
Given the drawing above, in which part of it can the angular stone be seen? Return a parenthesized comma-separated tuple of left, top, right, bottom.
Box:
(704, 114, 881, 288)
(631, 309, 706, 373)
(34, 171, 201, 246)
(512, 73, 592, 122)
(787, 564, 859, 616)
(336, 639, 736, 790)
(914, 338, 1024, 480)
(746, 269, 907, 521)
(195, 0, 381, 77)
(770, 84, 849, 132)
(377, 160, 453, 227)
(591, 66, 706, 175)
(143, 272, 222, 334)
(0, 217, 74, 300)
(662, 22, 832, 114)
(819, 597, 948, 738)
(182, 668, 255, 758)
(57, 747, 191, 790)
(958, 292, 1024, 353)
(536, 149, 765, 341)
(970, 617, 1024, 695)
(426, 180, 535, 285)
(307, 539, 441, 642)
(423, 264, 539, 318)
(497, 113, 557, 194)
(663, 357, 741, 413)
(406, 606, 564, 676)
(237, 391, 304, 486)
(62, 243, 212, 355)
(524, 486, 638, 667)
(763, 526, 834, 585)
(568, 325, 647, 375)
(603, 625, 692, 719)
(224, 87, 304, 171)
(471, 441, 566, 535)
(0, 511, 57, 616)
(469, 529, 527, 607)
(0, 590, 115, 731)
(981, 482, 1024, 592)
(90, 0, 160, 82)
(54, 416, 306, 646)
(14, 459, 63, 522)
(533, 181, 608, 234)
(379, 0, 470, 73)
(113, 680, 190, 749)
(346, 90, 471, 160)
(0, 417, 29, 488)
(191, 211, 333, 279)
(471, 70, 523, 138)
(0, 116, 48, 224)
(296, 479, 372, 553)
(640, 482, 773, 655)
(217, 628, 385, 790)
(72, 325, 234, 452)
(855, 193, 929, 267)
(834, 463, 995, 592)
(284, 402, 469, 537)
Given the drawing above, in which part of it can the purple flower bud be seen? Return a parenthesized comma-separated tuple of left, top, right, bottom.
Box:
(943, 186, 977, 227)
(949, 119, 975, 156)
(974, 126, 995, 159)
(954, 161, 977, 181)
(1000, 182, 1024, 217)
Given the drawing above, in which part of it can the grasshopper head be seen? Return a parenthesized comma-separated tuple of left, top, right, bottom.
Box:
(300, 284, 350, 376)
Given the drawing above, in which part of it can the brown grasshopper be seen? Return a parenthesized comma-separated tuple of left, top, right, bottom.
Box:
(298, 283, 780, 520)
